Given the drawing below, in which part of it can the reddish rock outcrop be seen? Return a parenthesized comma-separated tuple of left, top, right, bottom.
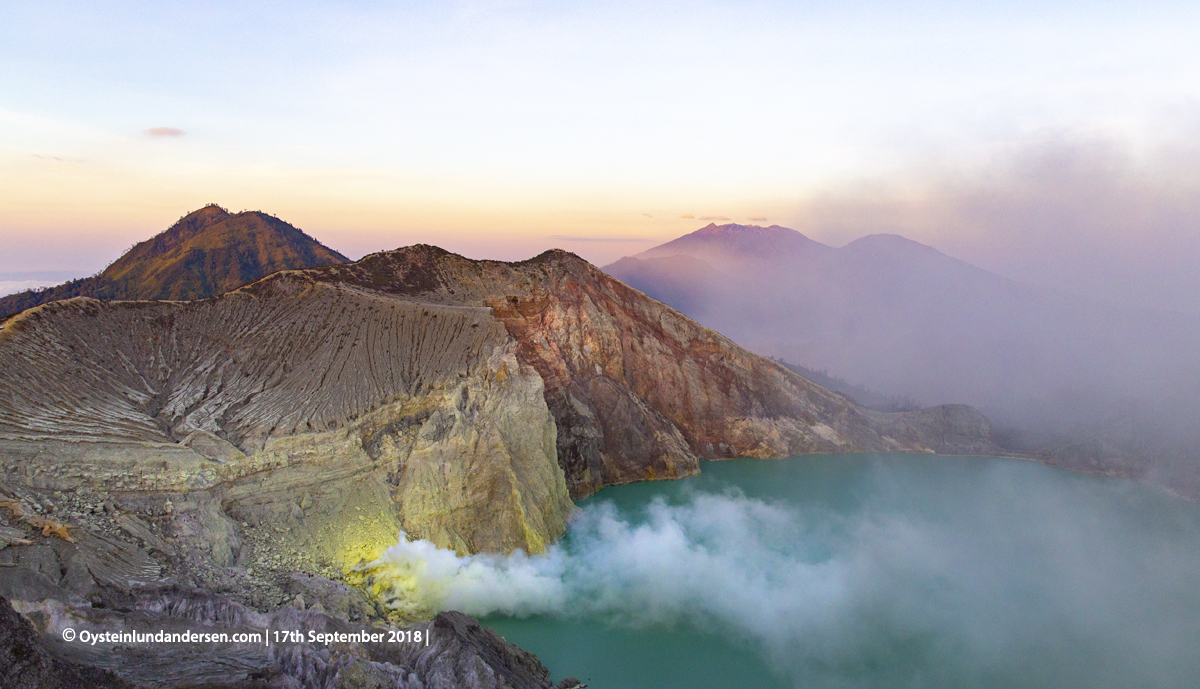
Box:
(267, 245, 998, 498)
(0, 244, 996, 562)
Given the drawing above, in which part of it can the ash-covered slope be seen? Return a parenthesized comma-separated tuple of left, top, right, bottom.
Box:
(267, 244, 998, 497)
(0, 280, 571, 558)
(0, 205, 348, 318)
(0, 244, 993, 562)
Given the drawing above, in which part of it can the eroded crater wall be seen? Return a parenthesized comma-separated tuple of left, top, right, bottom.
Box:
(0, 284, 573, 558)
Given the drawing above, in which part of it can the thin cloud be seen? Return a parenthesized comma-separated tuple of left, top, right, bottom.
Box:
(749, 216, 768, 221)
(146, 127, 185, 137)
(548, 235, 655, 243)
(700, 215, 731, 221)
(31, 154, 82, 164)
(643, 213, 654, 218)
(680, 214, 695, 219)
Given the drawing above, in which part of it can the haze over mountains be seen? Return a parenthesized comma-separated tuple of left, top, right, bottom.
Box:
(0, 206, 1000, 687)
(606, 223, 1200, 491)
(0, 205, 348, 318)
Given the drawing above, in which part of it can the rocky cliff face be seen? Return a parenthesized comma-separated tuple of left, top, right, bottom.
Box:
(0, 246, 996, 560)
(0, 593, 131, 688)
(0, 241, 997, 686)
(280, 245, 998, 497)
(0, 279, 572, 559)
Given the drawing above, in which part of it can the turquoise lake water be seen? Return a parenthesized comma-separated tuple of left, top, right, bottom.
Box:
(480, 454, 1200, 689)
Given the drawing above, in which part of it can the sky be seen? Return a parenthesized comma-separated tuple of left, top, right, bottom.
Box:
(3, 1, 1200, 310)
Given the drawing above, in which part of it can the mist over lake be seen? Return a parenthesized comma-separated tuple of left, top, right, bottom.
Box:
(366, 454, 1200, 688)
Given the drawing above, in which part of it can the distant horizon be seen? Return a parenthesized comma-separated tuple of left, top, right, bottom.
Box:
(0, 206, 1000, 285)
(5, 1, 1200, 311)
(7, 205, 1200, 322)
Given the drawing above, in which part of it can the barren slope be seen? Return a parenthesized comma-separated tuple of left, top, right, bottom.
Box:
(0, 279, 573, 559)
(0, 205, 348, 318)
(270, 245, 999, 497)
(0, 244, 995, 562)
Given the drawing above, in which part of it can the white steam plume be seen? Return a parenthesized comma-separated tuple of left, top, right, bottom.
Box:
(356, 470, 1200, 687)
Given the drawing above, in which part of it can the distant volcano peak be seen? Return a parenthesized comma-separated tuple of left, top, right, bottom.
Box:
(839, 233, 947, 261)
(146, 204, 232, 249)
(638, 222, 831, 263)
(695, 222, 791, 235)
(0, 204, 348, 318)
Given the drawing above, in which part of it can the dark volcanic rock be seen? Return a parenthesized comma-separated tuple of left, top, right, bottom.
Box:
(0, 594, 132, 689)
(406, 611, 553, 689)
(3, 586, 564, 689)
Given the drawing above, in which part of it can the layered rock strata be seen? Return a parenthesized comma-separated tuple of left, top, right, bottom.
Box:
(0, 243, 996, 686)
(0, 246, 995, 560)
(270, 245, 997, 497)
(0, 281, 571, 558)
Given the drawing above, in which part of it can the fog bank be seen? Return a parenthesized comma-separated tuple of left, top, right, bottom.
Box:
(605, 136, 1200, 493)
(789, 135, 1200, 315)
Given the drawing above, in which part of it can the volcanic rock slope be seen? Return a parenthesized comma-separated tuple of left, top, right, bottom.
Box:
(0, 588, 580, 689)
(2, 245, 993, 551)
(299, 246, 995, 496)
(0, 205, 349, 318)
(0, 244, 997, 686)
(0, 274, 569, 560)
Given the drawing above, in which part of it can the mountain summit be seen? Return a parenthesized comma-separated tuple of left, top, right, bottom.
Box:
(0, 205, 348, 317)
(639, 222, 833, 265)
